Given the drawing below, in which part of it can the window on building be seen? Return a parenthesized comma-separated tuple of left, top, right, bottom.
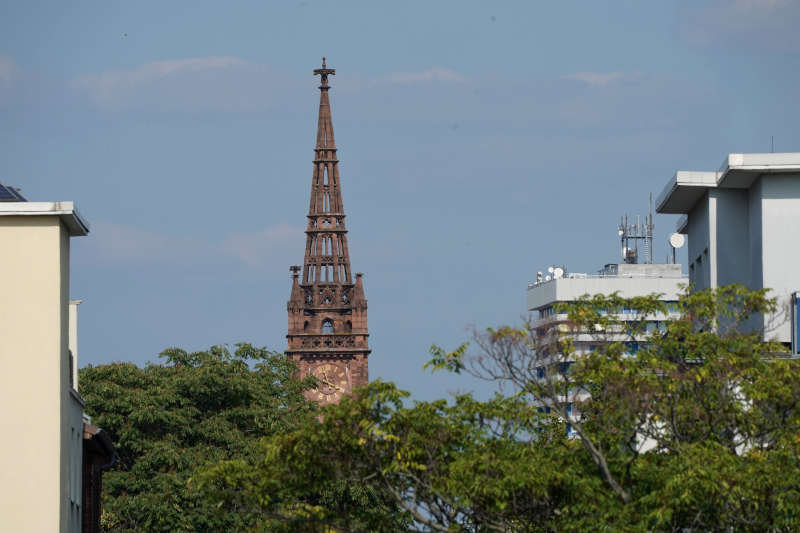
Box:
(68, 350, 74, 388)
(322, 319, 334, 333)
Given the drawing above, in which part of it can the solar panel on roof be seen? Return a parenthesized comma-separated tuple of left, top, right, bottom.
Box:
(9, 187, 26, 201)
(0, 183, 27, 202)
(0, 184, 16, 200)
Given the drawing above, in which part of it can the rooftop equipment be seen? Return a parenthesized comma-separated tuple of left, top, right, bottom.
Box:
(618, 194, 655, 264)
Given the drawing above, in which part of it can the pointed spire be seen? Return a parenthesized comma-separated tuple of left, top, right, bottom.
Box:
(288, 265, 304, 308)
(302, 57, 351, 285)
(313, 57, 336, 150)
(352, 272, 367, 309)
(286, 60, 371, 403)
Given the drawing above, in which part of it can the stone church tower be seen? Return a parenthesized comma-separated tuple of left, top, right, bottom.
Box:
(287, 58, 370, 405)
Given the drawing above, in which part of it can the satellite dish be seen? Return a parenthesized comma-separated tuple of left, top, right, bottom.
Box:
(618, 229, 624, 236)
(547, 266, 554, 274)
(553, 267, 564, 279)
(545, 275, 552, 281)
(669, 233, 685, 249)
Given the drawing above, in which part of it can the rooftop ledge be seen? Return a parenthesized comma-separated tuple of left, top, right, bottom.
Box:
(0, 201, 90, 236)
(656, 152, 800, 215)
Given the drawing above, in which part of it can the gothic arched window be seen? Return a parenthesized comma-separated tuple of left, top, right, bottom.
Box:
(322, 319, 334, 334)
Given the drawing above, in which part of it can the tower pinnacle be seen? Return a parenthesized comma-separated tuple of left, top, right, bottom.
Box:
(287, 60, 370, 405)
(313, 56, 335, 89)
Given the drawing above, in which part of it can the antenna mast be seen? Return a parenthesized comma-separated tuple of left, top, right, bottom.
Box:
(618, 195, 655, 264)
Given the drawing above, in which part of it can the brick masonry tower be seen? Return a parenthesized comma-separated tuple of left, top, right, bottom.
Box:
(287, 58, 370, 405)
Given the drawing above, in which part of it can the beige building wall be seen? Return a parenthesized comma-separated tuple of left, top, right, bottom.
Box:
(0, 205, 88, 533)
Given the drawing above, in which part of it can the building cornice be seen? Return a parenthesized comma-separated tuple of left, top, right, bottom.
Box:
(0, 201, 89, 236)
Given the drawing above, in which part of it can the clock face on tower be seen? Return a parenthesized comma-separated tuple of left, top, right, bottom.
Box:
(310, 363, 349, 403)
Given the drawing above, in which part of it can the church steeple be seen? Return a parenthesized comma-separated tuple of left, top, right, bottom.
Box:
(303, 57, 351, 286)
(287, 58, 370, 405)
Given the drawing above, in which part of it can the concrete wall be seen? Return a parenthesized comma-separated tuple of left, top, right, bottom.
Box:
(686, 192, 711, 290)
(682, 174, 800, 343)
(69, 300, 80, 389)
(747, 177, 764, 292)
(760, 174, 800, 343)
(714, 189, 750, 288)
(658, 154, 800, 345)
(0, 215, 83, 533)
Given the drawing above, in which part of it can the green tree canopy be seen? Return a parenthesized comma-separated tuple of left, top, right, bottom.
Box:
(79, 344, 316, 532)
(200, 286, 800, 532)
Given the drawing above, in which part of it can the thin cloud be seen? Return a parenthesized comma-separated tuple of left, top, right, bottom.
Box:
(84, 221, 303, 269)
(71, 56, 291, 111)
(375, 67, 466, 85)
(732, 0, 791, 9)
(682, 0, 800, 51)
(86, 221, 215, 266)
(0, 55, 19, 86)
(223, 223, 304, 267)
(562, 72, 642, 87)
(73, 56, 248, 94)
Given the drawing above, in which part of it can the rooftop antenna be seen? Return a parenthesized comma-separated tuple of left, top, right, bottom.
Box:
(618, 195, 655, 264)
(771, 135, 774, 153)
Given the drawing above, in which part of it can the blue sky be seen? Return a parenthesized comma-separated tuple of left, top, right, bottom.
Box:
(2, 1, 800, 400)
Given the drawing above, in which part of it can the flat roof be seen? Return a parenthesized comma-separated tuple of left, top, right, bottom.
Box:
(655, 171, 718, 214)
(0, 202, 90, 236)
(526, 274, 687, 311)
(656, 152, 800, 215)
(718, 152, 800, 189)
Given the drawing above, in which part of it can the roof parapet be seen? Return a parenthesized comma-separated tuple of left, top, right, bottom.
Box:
(0, 201, 90, 236)
(657, 152, 800, 215)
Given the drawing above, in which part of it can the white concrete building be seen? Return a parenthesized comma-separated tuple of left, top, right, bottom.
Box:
(656, 152, 800, 352)
(528, 262, 686, 356)
(0, 197, 89, 532)
(526, 262, 687, 433)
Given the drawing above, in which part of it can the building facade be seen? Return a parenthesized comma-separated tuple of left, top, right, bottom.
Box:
(656, 152, 800, 351)
(286, 59, 370, 405)
(0, 197, 89, 533)
(527, 262, 686, 359)
(526, 256, 686, 434)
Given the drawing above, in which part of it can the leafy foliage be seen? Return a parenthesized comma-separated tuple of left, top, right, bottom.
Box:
(197, 382, 574, 532)
(200, 286, 800, 532)
(80, 344, 316, 532)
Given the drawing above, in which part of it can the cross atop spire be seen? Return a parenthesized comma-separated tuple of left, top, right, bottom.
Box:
(313, 56, 336, 88)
